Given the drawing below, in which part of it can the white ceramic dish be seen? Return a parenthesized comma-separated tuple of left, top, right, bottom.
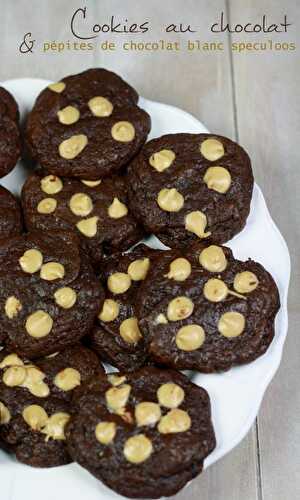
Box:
(0, 78, 290, 500)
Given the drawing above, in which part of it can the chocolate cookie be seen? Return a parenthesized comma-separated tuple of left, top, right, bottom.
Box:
(0, 231, 104, 358)
(0, 330, 7, 347)
(26, 68, 151, 179)
(89, 244, 162, 371)
(127, 133, 254, 248)
(0, 345, 104, 403)
(136, 243, 280, 372)
(0, 87, 21, 178)
(66, 367, 216, 498)
(32, 344, 105, 401)
(0, 185, 22, 240)
(21, 174, 144, 265)
(0, 391, 71, 466)
(0, 344, 104, 467)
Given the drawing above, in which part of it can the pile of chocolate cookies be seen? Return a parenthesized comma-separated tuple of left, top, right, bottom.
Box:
(0, 68, 280, 499)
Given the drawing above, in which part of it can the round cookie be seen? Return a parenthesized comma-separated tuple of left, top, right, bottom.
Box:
(21, 174, 144, 265)
(0, 185, 22, 240)
(136, 243, 280, 372)
(0, 345, 104, 467)
(0, 390, 71, 467)
(0, 344, 104, 403)
(127, 133, 254, 248)
(0, 87, 21, 178)
(0, 231, 104, 358)
(26, 68, 151, 179)
(89, 244, 162, 371)
(66, 367, 216, 498)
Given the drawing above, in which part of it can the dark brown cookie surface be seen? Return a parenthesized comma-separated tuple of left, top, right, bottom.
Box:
(0, 345, 104, 403)
(0, 185, 22, 240)
(0, 391, 71, 467)
(0, 231, 104, 358)
(21, 174, 144, 265)
(127, 133, 254, 248)
(0, 344, 104, 467)
(26, 68, 151, 179)
(136, 243, 280, 372)
(0, 87, 21, 178)
(66, 367, 215, 498)
(34, 344, 105, 401)
(89, 244, 162, 371)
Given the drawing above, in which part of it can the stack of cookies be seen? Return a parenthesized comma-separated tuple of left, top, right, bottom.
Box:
(0, 69, 280, 499)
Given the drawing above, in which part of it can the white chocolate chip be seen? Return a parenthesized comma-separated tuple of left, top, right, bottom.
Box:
(127, 258, 150, 281)
(203, 278, 228, 302)
(25, 310, 53, 338)
(54, 287, 77, 309)
(1, 360, 50, 399)
(95, 421, 116, 444)
(0, 354, 24, 369)
(59, 134, 88, 159)
(0, 401, 11, 424)
(167, 296, 194, 322)
(158, 409, 191, 434)
(204, 166, 231, 193)
(185, 211, 211, 238)
(54, 368, 81, 391)
(41, 175, 63, 195)
(105, 384, 131, 413)
(123, 434, 153, 464)
(37, 198, 57, 214)
(166, 258, 191, 282)
(111, 121, 135, 142)
(176, 324, 205, 351)
(199, 245, 227, 272)
(98, 299, 119, 322)
(81, 179, 102, 187)
(218, 311, 245, 338)
(108, 374, 127, 386)
(19, 249, 43, 274)
(107, 197, 128, 219)
(22, 405, 48, 431)
(69, 192, 93, 217)
(155, 313, 168, 325)
(3, 366, 26, 386)
(76, 216, 99, 237)
(229, 290, 246, 300)
(45, 352, 59, 359)
(22, 366, 50, 398)
(157, 383, 185, 408)
(234, 271, 259, 294)
(157, 188, 184, 212)
(200, 138, 225, 161)
(48, 82, 65, 93)
(135, 402, 161, 427)
(41, 412, 70, 441)
(57, 105, 80, 125)
(119, 317, 142, 344)
(149, 149, 176, 172)
(107, 272, 131, 295)
(88, 96, 113, 117)
(5, 296, 22, 319)
(40, 262, 65, 281)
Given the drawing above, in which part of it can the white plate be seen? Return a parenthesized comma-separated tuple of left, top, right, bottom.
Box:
(0, 79, 290, 500)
